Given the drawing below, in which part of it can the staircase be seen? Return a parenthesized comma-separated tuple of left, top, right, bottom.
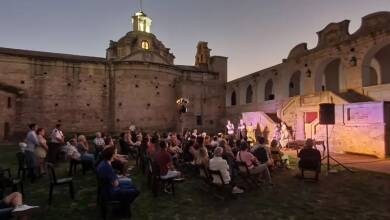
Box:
(266, 113, 281, 124)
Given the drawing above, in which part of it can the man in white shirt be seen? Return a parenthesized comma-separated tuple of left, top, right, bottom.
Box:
(209, 147, 243, 194)
(48, 124, 64, 164)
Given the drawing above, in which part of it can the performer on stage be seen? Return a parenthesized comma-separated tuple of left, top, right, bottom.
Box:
(226, 120, 235, 136)
(246, 122, 256, 145)
(237, 119, 246, 139)
(279, 122, 290, 148)
(272, 123, 281, 142)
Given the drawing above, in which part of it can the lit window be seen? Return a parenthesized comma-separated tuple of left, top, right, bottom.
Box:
(141, 40, 150, 50)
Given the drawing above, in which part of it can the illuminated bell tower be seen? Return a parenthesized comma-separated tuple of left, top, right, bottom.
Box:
(132, 11, 152, 33)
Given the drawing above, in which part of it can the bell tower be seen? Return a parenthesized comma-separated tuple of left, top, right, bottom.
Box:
(195, 41, 211, 69)
(132, 0, 152, 33)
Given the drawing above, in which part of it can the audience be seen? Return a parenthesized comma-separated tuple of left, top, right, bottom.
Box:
(96, 147, 139, 217)
(48, 124, 65, 164)
(209, 147, 244, 194)
(252, 136, 273, 167)
(154, 141, 181, 180)
(65, 138, 81, 161)
(77, 135, 95, 166)
(93, 132, 105, 155)
(298, 138, 321, 171)
(11, 120, 317, 219)
(236, 141, 273, 185)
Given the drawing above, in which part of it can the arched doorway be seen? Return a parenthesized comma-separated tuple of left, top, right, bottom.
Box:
(289, 71, 301, 97)
(246, 85, 253, 104)
(231, 91, 237, 106)
(362, 42, 390, 86)
(315, 58, 342, 93)
(265, 79, 274, 101)
(364, 66, 379, 87)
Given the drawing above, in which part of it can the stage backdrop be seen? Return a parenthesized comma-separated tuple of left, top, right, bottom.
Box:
(242, 111, 277, 143)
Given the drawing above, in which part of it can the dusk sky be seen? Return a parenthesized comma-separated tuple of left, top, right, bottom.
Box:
(1, 0, 390, 81)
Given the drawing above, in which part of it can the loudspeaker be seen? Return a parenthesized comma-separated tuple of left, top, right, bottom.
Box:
(319, 103, 335, 125)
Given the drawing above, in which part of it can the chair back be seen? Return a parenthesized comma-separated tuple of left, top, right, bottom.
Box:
(208, 169, 226, 185)
(46, 163, 57, 184)
(299, 159, 321, 171)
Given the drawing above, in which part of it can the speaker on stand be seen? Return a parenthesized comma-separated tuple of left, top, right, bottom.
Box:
(319, 103, 353, 173)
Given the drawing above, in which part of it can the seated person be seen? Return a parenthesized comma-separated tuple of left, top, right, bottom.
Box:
(236, 141, 273, 185)
(218, 139, 236, 177)
(65, 139, 81, 161)
(147, 135, 159, 157)
(93, 132, 105, 155)
(270, 139, 289, 167)
(298, 139, 321, 171)
(194, 146, 209, 167)
(252, 136, 273, 167)
(96, 147, 139, 217)
(76, 135, 95, 166)
(1, 192, 38, 220)
(209, 147, 244, 194)
(103, 137, 129, 175)
(154, 141, 181, 180)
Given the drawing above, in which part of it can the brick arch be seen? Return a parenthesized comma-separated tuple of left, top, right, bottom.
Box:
(289, 71, 302, 97)
(361, 38, 390, 86)
(314, 57, 344, 93)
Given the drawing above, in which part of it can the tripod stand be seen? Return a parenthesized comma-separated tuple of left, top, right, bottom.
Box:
(322, 124, 354, 173)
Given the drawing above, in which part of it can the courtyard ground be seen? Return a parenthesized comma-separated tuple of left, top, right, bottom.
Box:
(0, 143, 389, 220)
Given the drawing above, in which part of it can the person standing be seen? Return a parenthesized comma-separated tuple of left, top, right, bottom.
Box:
(226, 120, 235, 137)
(246, 122, 256, 145)
(35, 128, 48, 175)
(24, 124, 39, 182)
(237, 119, 246, 140)
(49, 124, 64, 164)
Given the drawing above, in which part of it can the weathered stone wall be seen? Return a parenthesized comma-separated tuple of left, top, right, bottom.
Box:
(0, 52, 226, 138)
(0, 53, 108, 137)
(110, 63, 179, 132)
(0, 91, 16, 140)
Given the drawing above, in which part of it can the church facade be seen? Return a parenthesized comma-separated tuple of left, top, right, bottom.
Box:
(0, 11, 227, 138)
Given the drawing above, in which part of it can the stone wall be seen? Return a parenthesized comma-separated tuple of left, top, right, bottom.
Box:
(0, 91, 16, 140)
(226, 12, 390, 113)
(328, 102, 388, 158)
(0, 51, 226, 138)
(0, 53, 108, 137)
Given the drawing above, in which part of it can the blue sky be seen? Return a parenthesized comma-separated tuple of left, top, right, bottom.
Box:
(1, 0, 389, 80)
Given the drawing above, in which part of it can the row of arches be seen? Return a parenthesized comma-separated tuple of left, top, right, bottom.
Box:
(230, 74, 299, 106)
(229, 39, 390, 106)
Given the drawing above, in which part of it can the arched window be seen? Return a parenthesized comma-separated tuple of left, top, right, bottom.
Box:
(231, 91, 237, 106)
(289, 71, 301, 97)
(246, 85, 253, 104)
(141, 40, 150, 50)
(265, 79, 274, 101)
